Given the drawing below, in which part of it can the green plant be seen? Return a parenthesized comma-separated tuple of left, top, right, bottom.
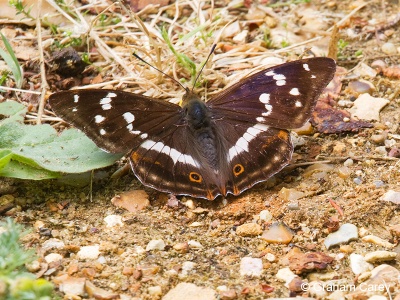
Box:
(0, 218, 55, 300)
(0, 33, 23, 89)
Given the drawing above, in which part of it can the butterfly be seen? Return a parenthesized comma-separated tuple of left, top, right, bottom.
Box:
(49, 57, 336, 200)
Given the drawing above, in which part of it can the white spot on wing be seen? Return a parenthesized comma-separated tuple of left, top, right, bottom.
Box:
(140, 133, 148, 139)
(228, 124, 270, 162)
(72, 108, 77, 112)
(74, 95, 79, 103)
(140, 140, 199, 167)
(95, 115, 105, 123)
(259, 93, 270, 103)
(311, 75, 316, 79)
(256, 117, 266, 122)
(100, 129, 106, 135)
(289, 88, 300, 96)
(273, 74, 286, 81)
(123, 112, 135, 123)
(265, 70, 275, 76)
(276, 80, 286, 86)
(102, 104, 112, 110)
(303, 63, 310, 71)
(100, 97, 112, 105)
(295, 100, 303, 107)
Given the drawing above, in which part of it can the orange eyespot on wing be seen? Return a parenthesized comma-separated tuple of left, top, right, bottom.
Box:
(233, 164, 245, 176)
(189, 172, 203, 183)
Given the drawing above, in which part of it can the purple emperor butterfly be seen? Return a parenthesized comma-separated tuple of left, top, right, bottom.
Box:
(50, 57, 336, 200)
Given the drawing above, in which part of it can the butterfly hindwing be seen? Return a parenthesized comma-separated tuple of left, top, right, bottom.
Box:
(208, 57, 336, 129)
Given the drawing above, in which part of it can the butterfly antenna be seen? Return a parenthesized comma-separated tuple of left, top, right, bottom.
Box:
(133, 52, 187, 91)
(191, 44, 217, 92)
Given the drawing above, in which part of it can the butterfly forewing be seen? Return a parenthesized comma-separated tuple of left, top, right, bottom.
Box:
(49, 90, 183, 153)
(208, 57, 336, 129)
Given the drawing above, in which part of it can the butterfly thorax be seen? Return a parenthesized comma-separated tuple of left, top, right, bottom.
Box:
(183, 92, 220, 169)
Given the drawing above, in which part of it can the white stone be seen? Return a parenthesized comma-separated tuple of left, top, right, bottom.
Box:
(265, 253, 276, 262)
(77, 245, 100, 259)
(146, 239, 165, 251)
(349, 253, 373, 275)
(104, 215, 123, 227)
(324, 223, 358, 249)
(259, 210, 273, 222)
(44, 253, 63, 263)
(42, 238, 65, 251)
(308, 281, 328, 298)
(380, 190, 400, 204)
(349, 93, 389, 121)
(180, 261, 196, 277)
(148, 286, 162, 296)
(276, 267, 297, 287)
(163, 282, 217, 300)
(239, 257, 263, 277)
(188, 240, 203, 249)
(364, 250, 397, 263)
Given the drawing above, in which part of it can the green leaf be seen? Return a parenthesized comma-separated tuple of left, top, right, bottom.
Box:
(0, 32, 23, 88)
(0, 100, 123, 179)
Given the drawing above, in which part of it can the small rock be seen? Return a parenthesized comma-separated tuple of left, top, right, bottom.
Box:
(173, 242, 189, 253)
(278, 187, 305, 201)
(104, 215, 123, 228)
(188, 240, 203, 249)
(364, 251, 397, 263)
(259, 210, 273, 222)
(181, 261, 196, 277)
(261, 222, 294, 244)
(349, 93, 389, 121)
(381, 42, 397, 55)
(146, 239, 165, 251)
(288, 276, 304, 293)
(184, 199, 195, 209)
(349, 253, 373, 275)
(44, 253, 63, 263)
(233, 30, 248, 43)
(148, 286, 162, 297)
(265, 253, 276, 262)
(339, 245, 354, 253)
(389, 224, 400, 237)
(370, 134, 386, 145)
(77, 245, 100, 260)
(308, 281, 328, 298)
(239, 257, 263, 277)
(380, 190, 400, 204)
(361, 235, 395, 248)
(324, 223, 358, 249)
(236, 223, 262, 237)
(163, 282, 217, 300)
(289, 251, 334, 274)
(42, 238, 65, 251)
(55, 275, 86, 296)
(276, 267, 297, 287)
(25, 260, 41, 272)
(85, 280, 120, 299)
(111, 190, 149, 213)
(348, 80, 375, 96)
(337, 166, 351, 179)
(189, 221, 204, 227)
(343, 158, 354, 167)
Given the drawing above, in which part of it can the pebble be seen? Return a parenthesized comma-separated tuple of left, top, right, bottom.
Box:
(163, 282, 216, 300)
(380, 190, 400, 204)
(364, 250, 397, 263)
(308, 281, 328, 298)
(389, 224, 400, 237)
(348, 80, 375, 95)
(104, 215, 123, 228)
(356, 63, 378, 78)
(25, 260, 41, 272)
(276, 267, 297, 287)
(343, 158, 353, 167)
(324, 223, 358, 249)
(146, 239, 166, 251)
(259, 210, 273, 222)
(188, 240, 203, 249)
(173, 242, 189, 253)
(337, 166, 351, 179)
(44, 253, 63, 263)
(111, 190, 149, 213)
(236, 223, 262, 237)
(349, 253, 373, 275)
(265, 253, 276, 262)
(180, 261, 196, 277)
(278, 187, 305, 201)
(42, 238, 65, 251)
(239, 257, 263, 277)
(148, 286, 162, 297)
(381, 42, 397, 55)
(361, 235, 395, 248)
(261, 222, 294, 244)
(349, 93, 389, 121)
(77, 245, 100, 259)
(85, 280, 120, 299)
(374, 146, 387, 156)
(370, 134, 386, 145)
(55, 275, 86, 296)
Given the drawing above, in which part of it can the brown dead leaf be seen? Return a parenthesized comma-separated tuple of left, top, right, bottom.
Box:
(111, 190, 150, 213)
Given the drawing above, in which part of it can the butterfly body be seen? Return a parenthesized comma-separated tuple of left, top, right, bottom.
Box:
(50, 57, 336, 200)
